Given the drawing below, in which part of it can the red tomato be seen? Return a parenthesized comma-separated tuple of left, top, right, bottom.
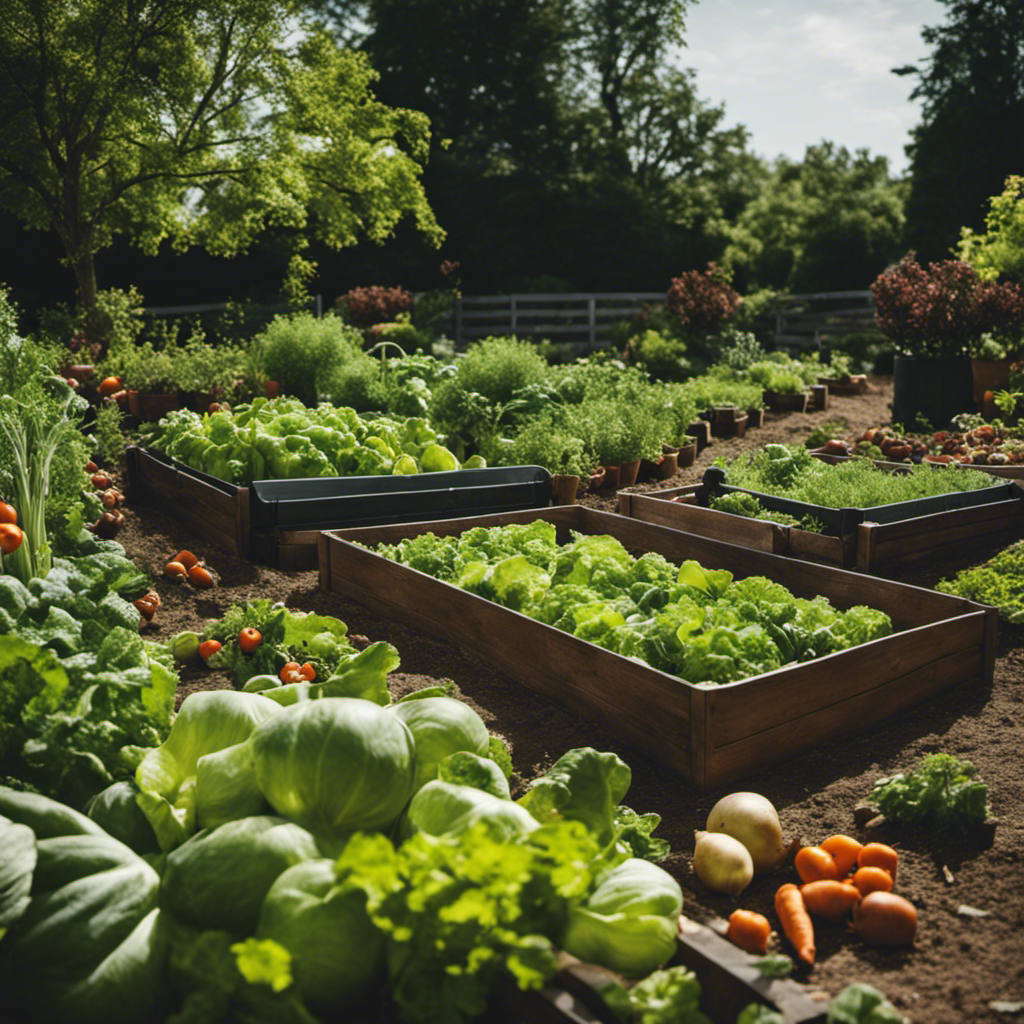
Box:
(238, 627, 262, 653)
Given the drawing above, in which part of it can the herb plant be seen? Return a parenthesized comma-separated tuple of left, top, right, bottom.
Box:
(869, 753, 991, 833)
(936, 539, 1024, 621)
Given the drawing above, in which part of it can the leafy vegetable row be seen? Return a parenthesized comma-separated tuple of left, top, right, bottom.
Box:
(141, 396, 479, 485)
(937, 538, 1024, 622)
(373, 522, 892, 684)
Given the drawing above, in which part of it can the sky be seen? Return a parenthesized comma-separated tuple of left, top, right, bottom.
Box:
(678, 0, 948, 176)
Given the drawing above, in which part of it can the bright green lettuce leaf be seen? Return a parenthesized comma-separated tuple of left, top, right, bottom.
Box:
(0, 636, 69, 761)
(0, 814, 36, 937)
(438, 751, 511, 799)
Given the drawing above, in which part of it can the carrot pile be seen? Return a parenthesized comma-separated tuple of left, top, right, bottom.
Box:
(724, 833, 917, 967)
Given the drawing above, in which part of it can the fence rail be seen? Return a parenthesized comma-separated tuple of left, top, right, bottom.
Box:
(449, 292, 664, 350)
(773, 290, 876, 349)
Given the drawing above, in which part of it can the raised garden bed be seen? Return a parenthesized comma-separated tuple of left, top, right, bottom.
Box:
(818, 375, 869, 395)
(496, 918, 827, 1024)
(317, 505, 996, 792)
(619, 464, 1024, 571)
(126, 445, 553, 570)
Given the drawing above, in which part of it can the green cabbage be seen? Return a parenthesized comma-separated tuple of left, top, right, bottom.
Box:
(250, 698, 416, 835)
(256, 859, 385, 1008)
(403, 780, 538, 842)
(389, 695, 490, 792)
(560, 857, 683, 977)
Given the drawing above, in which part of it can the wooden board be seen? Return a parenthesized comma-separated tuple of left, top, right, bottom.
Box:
(318, 506, 996, 790)
(620, 480, 1024, 571)
(494, 917, 827, 1023)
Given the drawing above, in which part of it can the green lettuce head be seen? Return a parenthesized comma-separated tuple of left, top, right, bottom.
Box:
(560, 858, 683, 977)
(388, 695, 490, 793)
(256, 859, 385, 1009)
(135, 690, 282, 851)
(402, 780, 538, 842)
(250, 698, 416, 835)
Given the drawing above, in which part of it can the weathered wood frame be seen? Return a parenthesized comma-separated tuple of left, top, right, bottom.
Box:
(318, 506, 996, 792)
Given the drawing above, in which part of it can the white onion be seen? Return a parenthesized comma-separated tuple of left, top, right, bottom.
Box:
(692, 830, 754, 895)
(705, 791, 787, 873)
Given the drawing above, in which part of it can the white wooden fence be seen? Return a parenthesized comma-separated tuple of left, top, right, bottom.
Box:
(448, 292, 664, 350)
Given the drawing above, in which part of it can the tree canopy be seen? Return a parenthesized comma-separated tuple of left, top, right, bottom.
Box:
(0, 0, 442, 330)
(895, 0, 1024, 261)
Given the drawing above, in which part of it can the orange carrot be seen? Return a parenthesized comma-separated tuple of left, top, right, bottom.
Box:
(852, 866, 894, 897)
(820, 834, 863, 878)
(857, 842, 899, 883)
(726, 909, 771, 955)
(800, 880, 861, 922)
(775, 883, 815, 966)
(794, 845, 841, 884)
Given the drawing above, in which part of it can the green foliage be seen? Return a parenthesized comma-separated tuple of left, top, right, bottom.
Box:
(869, 753, 990, 834)
(0, 3, 441, 327)
(624, 330, 690, 382)
(377, 524, 893, 685)
(958, 174, 1024, 284)
(898, 1, 1024, 263)
(723, 142, 906, 292)
(826, 983, 903, 1024)
(496, 409, 591, 478)
(723, 443, 999, 510)
(92, 401, 126, 466)
(937, 538, 1024, 621)
(804, 419, 851, 448)
(256, 313, 366, 407)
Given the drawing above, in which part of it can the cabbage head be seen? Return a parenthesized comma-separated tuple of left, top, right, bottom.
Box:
(256, 859, 384, 1008)
(402, 780, 538, 842)
(160, 815, 321, 934)
(135, 690, 281, 850)
(560, 858, 683, 977)
(250, 698, 416, 835)
(389, 695, 490, 793)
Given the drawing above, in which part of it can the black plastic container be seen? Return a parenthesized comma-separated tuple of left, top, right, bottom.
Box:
(248, 466, 553, 532)
(700, 464, 1014, 537)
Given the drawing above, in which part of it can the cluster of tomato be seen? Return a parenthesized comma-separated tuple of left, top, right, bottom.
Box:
(197, 626, 318, 685)
(0, 501, 24, 556)
(85, 460, 127, 539)
(931, 425, 1024, 465)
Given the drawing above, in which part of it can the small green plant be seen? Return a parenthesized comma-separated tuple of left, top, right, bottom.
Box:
(745, 361, 806, 395)
(92, 399, 125, 465)
(869, 753, 990, 834)
(255, 312, 365, 405)
(803, 419, 850, 448)
(498, 410, 590, 477)
(450, 336, 550, 404)
(623, 329, 689, 381)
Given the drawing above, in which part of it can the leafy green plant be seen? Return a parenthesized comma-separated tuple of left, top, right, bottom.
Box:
(96, 340, 180, 393)
(255, 313, 365, 406)
(745, 361, 806, 396)
(497, 410, 591, 478)
(803, 419, 850, 448)
(869, 753, 990, 833)
(624, 329, 689, 382)
(722, 444, 998, 510)
(92, 398, 125, 466)
(937, 538, 1024, 621)
(448, 336, 551, 405)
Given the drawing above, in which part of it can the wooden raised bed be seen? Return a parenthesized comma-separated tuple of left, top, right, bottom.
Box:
(318, 506, 996, 791)
(498, 918, 827, 1023)
(126, 445, 554, 570)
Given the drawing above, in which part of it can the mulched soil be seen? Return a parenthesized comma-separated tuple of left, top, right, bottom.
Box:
(113, 375, 1024, 1024)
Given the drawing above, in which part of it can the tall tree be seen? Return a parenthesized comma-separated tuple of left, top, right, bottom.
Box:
(895, 0, 1024, 261)
(0, 0, 441, 338)
(723, 142, 906, 293)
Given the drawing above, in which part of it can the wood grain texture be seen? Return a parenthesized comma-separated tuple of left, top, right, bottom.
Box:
(319, 508, 994, 790)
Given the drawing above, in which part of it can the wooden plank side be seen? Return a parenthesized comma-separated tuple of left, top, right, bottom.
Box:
(704, 646, 985, 787)
(786, 528, 852, 566)
(706, 612, 989, 746)
(858, 499, 1024, 569)
(622, 492, 788, 553)
(324, 538, 694, 777)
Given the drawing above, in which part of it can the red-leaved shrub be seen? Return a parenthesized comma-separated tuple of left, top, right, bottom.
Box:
(336, 286, 414, 329)
(665, 263, 742, 334)
(871, 253, 1024, 358)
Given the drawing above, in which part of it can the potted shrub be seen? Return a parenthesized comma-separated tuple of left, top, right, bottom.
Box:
(746, 362, 809, 413)
(871, 252, 1024, 429)
(96, 341, 181, 421)
(175, 338, 248, 410)
(498, 411, 589, 504)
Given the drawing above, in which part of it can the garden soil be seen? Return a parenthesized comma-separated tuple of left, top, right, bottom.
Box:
(114, 375, 1024, 1024)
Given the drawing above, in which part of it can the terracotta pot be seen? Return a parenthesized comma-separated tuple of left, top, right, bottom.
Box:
(808, 384, 830, 411)
(61, 364, 95, 383)
(617, 458, 642, 488)
(550, 474, 580, 505)
(602, 464, 620, 490)
(658, 449, 679, 479)
(746, 407, 765, 428)
(687, 419, 712, 451)
(677, 439, 698, 468)
(128, 390, 180, 421)
(764, 390, 809, 413)
(971, 358, 1013, 407)
(264, 380, 280, 399)
(588, 466, 606, 491)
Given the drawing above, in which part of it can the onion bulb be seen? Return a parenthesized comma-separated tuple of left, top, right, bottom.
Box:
(706, 792, 788, 873)
(693, 830, 754, 895)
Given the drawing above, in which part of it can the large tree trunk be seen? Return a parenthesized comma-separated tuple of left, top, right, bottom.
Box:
(56, 226, 109, 359)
